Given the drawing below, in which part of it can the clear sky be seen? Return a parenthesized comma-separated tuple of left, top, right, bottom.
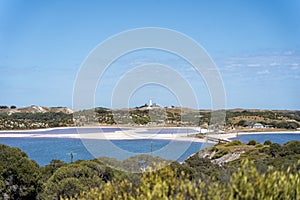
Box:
(0, 0, 300, 110)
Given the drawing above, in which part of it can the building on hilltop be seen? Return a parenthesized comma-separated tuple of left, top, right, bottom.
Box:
(147, 99, 160, 109)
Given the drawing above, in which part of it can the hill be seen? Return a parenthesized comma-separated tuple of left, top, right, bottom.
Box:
(0, 105, 74, 130)
(75, 106, 300, 131)
(0, 105, 299, 131)
(0, 105, 74, 115)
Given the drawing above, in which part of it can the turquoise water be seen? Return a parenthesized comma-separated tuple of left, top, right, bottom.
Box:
(0, 128, 206, 166)
(0, 137, 206, 166)
(2, 128, 299, 166)
(230, 133, 300, 144)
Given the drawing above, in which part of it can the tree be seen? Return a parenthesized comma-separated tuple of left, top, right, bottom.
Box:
(42, 160, 111, 199)
(263, 140, 272, 145)
(69, 160, 300, 200)
(247, 140, 257, 146)
(40, 159, 67, 182)
(0, 144, 41, 200)
(236, 120, 246, 127)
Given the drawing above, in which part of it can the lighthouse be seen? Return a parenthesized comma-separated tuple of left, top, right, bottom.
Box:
(149, 99, 153, 107)
(147, 99, 153, 109)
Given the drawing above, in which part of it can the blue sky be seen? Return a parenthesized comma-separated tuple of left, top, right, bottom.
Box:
(0, 0, 300, 110)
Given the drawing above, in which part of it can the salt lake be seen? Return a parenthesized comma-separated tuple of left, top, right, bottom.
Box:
(0, 128, 299, 166)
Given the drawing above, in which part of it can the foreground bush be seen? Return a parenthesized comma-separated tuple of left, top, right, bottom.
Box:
(66, 159, 300, 200)
(0, 144, 41, 200)
(41, 160, 114, 199)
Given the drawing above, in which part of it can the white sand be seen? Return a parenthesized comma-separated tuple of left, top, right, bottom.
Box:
(0, 127, 206, 142)
(0, 127, 299, 142)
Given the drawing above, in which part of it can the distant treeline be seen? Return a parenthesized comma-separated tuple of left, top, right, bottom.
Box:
(0, 107, 300, 130)
(0, 112, 73, 130)
(228, 110, 300, 129)
(0, 105, 16, 109)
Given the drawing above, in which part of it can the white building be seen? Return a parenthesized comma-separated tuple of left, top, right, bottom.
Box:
(253, 123, 264, 129)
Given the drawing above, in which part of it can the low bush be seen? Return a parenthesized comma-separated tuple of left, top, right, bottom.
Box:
(224, 140, 243, 147)
(247, 140, 257, 146)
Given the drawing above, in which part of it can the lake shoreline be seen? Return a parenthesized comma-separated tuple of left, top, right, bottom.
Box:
(202, 131, 300, 141)
(0, 127, 299, 143)
(0, 126, 202, 133)
(0, 127, 205, 142)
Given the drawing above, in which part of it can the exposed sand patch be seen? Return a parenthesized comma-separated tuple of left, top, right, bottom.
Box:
(0, 127, 205, 142)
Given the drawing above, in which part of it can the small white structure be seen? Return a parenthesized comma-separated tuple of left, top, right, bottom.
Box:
(147, 99, 160, 109)
(147, 99, 153, 109)
(149, 99, 153, 107)
(253, 123, 264, 129)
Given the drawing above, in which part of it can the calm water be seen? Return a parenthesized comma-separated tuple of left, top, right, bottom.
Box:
(230, 133, 300, 144)
(2, 128, 298, 166)
(0, 128, 207, 166)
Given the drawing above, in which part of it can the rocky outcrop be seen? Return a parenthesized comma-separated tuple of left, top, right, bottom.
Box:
(211, 152, 244, 166)
(198, 147, 245, 166)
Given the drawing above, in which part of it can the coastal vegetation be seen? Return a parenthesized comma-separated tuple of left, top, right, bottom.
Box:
(0, 112, 73, 130)
(1, 140, 299, 199)
(0, 105, 299, 131)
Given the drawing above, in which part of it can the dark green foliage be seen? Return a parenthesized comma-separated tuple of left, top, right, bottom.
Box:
(0, 144, 41, 200)
(255, 143, 263, 148)
(263, 140, 272, 145)
(224, 140, 242, 147)
(132, 116, 150, 124)
(40, 159, 67, 182)
(94, 107, 110, 115)
(235, 120, 247, 126)
(238, 140, 300, 173)
(269, 143, 281, 157)
(1, 139, 300, 200)
(70, 159, 300, 200)
(276, 121, 299, 129)
(41, 161, 109, 199)
(226, 110, 300, 129)
(282, 140, 300, 154)
(247, 140, 257, 145)
(213, 148, 231, 159)
(184, 155, 223, 180)
(0, 112, 73, 130)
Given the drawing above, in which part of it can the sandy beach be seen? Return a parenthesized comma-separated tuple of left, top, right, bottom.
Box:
(0, 127, 206, 142)
(0, 127, 299, 142)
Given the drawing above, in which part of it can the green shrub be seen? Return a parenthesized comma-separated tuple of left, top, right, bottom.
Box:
(255, 143, 263, 148)
(247, 140, 257, 145)
(67, 159, 300, 200)
(212, 148, 230, 159)
(42, 161, 108, 199)
(0, 144, 41, 199)
(224, 140, 242, 147)
(263, 140, 272, 145)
